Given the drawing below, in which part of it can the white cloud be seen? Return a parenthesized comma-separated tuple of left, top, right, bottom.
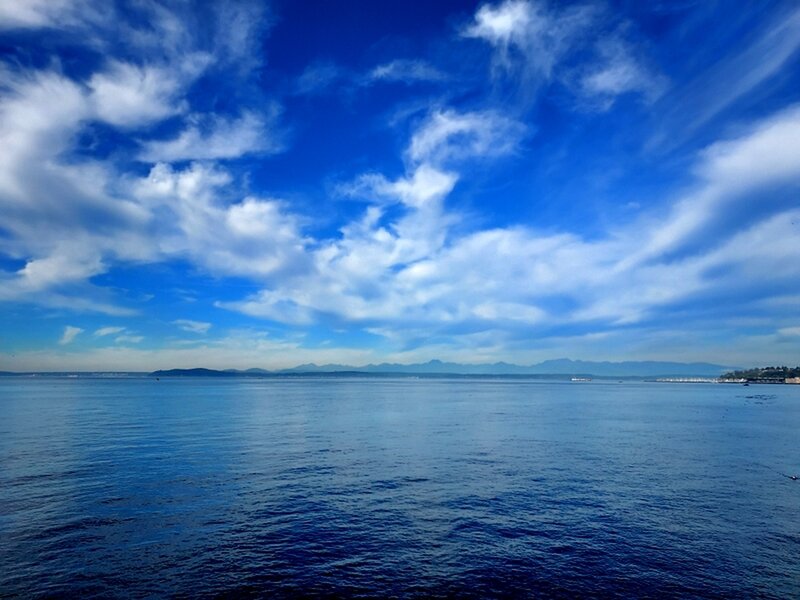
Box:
(211, 1, 271, 70)
(0, 72, 88, 194)
(698, 104, 800, 189)
(294, 58, 446, 96)
(88, 61, 192, 128)
(0, 0, 93, 30)
(579, 38, 666, 108)
(221, 162, 459, 325)
(139, 110, 281, 162)
(630, 104, 800, 265)
(464, 0, 537, 50)
(95, 326, 125, 337)
(293, 61, 344, 95)
(15, 246, 105, 292)
(367, 60, 447, 84)
(463, 0, 594, 81)
(134, 162, 308, 279)
(173, 319, 212, 334)
(115, 334, 144, 344)
(408, 109, 526, 165)
(353, 164, 458, 209)
(59, 326, 83, 345)
(464, 1, 663, 108)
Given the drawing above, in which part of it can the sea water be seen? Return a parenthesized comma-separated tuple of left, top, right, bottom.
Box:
(0, 377, 798, 598)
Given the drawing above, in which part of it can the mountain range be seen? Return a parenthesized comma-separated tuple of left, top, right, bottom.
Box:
(150, 359, 734, 378)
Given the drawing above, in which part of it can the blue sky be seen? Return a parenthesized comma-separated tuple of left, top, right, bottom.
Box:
(1, 0, 799, 371)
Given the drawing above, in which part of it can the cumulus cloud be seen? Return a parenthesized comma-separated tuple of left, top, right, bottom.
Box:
(0, 69, 151, 311)
(134, 162, 308, 279)
(59, 325, 83, 345)
(221, 161, 459, 325)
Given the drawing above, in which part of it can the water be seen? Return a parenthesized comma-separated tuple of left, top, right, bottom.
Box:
(1, 377, 798, 598)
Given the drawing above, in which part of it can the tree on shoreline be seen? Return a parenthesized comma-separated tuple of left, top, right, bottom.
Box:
(721, 366, 800, 380)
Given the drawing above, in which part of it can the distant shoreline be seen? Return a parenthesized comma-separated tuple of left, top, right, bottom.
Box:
(2, 369, 796, 384)
(2, 358, 739, 380)
(3, 360, 798, 384)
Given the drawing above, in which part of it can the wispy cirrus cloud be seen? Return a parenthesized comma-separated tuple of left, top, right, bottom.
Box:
(463, 0, 664, 108)
(577, 36, 667, 109)
(463, 0, 594, 81)
(93, 327, 142, 344)
(139, 109, 282, 162)
(133, 162, 308, 280)
(115, 334, 144, 344)
(88, 60, 199, 128)
(94, 326, 125, 337)
(173, 319, 212, 334)
(366, 59, 448, 84)
(293, 61, 344, 95)
(0, 0, 101, 30)
(407, 109, 527, 166)
(648, 4, 800, 151)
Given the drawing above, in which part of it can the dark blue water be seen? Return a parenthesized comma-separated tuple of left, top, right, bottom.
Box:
(1, 377, 798, 598)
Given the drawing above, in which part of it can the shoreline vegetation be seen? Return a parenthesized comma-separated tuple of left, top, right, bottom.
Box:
(719, 366, 800, 384)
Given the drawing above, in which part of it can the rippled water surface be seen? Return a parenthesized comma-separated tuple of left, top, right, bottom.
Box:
(1, 377, 799, 598)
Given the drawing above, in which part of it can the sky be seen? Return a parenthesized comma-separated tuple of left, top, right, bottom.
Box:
(1, 0, 799, 371)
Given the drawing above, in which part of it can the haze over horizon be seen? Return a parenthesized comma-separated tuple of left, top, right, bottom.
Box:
(1, 0, 800, 372)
